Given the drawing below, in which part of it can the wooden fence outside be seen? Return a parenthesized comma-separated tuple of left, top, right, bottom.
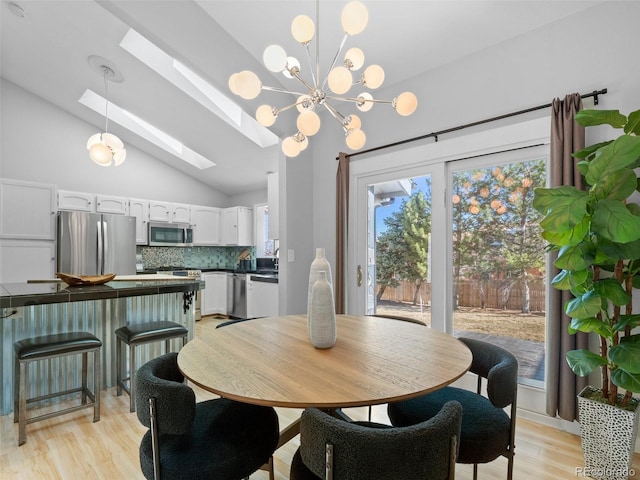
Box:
(378, 278, 546, 312)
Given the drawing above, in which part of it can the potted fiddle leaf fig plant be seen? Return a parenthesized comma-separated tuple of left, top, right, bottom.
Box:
(533, 107, 640, 480)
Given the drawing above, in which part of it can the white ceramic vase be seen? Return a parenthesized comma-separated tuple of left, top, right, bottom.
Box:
(307, 248, 333, 315)
(308, 270, 336, 349)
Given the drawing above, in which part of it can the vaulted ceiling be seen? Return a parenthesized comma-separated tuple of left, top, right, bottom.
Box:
(1, 0, 600, 195)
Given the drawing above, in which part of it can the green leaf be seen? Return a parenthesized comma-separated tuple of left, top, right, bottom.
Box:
(624, 109, 640, 135)
(566, 349, 608, 376)
(568, 316, 612, 337)
(575, 109, 627, 128)
(586, 135, 640, 186)
(574, 141, 613, 160)
(565, 290, 602, 319)
(592, 200, 640, 243)
(609, 342, 640, 373)
(611, 369, 640, 393)
(541, 216, 589, 247)
(552, 269, 589, 290)
(591, 168, 638, 201)
(594, 278, 631, 306)
(554, 244, 593, 271)
(614, 316, 640, 332)
(597, 237, 640, 261)
(533, 187, 588, 232)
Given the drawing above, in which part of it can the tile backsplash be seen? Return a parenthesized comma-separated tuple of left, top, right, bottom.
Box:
(138, 246, 256, 270)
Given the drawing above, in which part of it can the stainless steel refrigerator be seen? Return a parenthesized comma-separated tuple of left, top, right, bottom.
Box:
(57, 211, 136, 275)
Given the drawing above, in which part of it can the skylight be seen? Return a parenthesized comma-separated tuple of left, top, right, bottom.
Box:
(119, 28, 279, 149)
(78, 89, 216, 170)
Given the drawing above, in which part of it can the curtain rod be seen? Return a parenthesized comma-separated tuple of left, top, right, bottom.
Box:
(337, 88, 607, 160)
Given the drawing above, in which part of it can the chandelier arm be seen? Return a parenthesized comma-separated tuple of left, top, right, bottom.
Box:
(326, 95, 393, 105)
(262, 85, 309, 97)
(292, 71, 316, 92)
(304, 43, 318, 88)
(278, 101, 305, 115)
(320, 33, 349, 91)
(323, 102, 349, 131)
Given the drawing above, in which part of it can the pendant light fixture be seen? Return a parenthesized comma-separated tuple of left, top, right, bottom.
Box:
(87, 60, 126, 167)
(228, 0, 417, 157)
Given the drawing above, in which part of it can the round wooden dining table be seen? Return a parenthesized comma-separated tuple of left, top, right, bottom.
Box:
(177, 314, 472, 409)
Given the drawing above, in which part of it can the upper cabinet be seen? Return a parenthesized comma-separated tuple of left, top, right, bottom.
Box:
(191, 206, 221, 246)
(149, 201, 192, 223)
(267, 172, 279, 240)
(172, 203, 192, 224)
(0, 179, 56, 240)
(96, 195, 129, 215)
(148, 201, 171, 222)
(57, 190, 94, 212)
(129, 198, 150, 245)
(223, 206, 253, 246)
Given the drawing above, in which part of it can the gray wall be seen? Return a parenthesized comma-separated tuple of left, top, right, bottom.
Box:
(1, 79, 231, 208)
(306, 1, 640, 309)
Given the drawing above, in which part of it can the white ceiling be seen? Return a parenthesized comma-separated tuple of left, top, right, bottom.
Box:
(1, 0, 601, 196)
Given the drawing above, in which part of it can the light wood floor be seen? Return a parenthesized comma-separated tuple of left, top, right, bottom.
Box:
(2, 316, 639, 479)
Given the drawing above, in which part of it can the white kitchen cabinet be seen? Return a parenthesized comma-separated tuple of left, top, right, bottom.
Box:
(223, 206, 253, 245)
(148, 201, 171, 222)
(0, 179, 56, 240)
(171, 203, 192, 224)
(149, 201, 191, 223)
(191, 206, 221, 245)
(96, 195, 129, 215)
(201, 272, 228, 315)
(0, 239, 56, 283)
(129, 198, 149, 245)
(247, 277, 279, 319)
(267, 172, 279, 240)
(57, 190, 94, 212)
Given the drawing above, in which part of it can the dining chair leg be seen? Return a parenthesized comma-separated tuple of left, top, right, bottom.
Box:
(473, 464, 478, 480)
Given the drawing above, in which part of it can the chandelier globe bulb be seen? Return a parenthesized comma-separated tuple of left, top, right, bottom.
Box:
(327, 66, 353, 94)
(362, 64, 384, 89)
(341, 1, 368, 35)
(291, 15, 315, 44)
(263, 45, 288, 72)
(283, 57, 301, 78)
(344, 47, 365, 70)
(356, 92, 374, 112)
(393, 91, 418, 116)
(345, 128, 366, 150)
(296, 95, 313, 113)
(256, 105, 278, 127)
(235, 70, 262, 100)
(282, 136, 302, 157)
(297, 110, 321, 136)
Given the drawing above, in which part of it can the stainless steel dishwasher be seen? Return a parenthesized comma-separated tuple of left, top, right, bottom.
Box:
(227, 273, 247, 318)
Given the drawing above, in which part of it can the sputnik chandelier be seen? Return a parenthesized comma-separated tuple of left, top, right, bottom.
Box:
(228, 0, 417, 157)
(87, 65, 126, 167)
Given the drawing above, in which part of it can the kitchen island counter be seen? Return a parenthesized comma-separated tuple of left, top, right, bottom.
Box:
(0, 277, 203, 308)
(0, 277, 203, 415)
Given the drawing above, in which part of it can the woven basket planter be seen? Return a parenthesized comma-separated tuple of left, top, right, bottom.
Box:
(578, 386, 640, 480)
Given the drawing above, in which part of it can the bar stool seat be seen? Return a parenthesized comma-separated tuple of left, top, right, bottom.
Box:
(14, 331, 102, 446)
(115, 321, 188, 413)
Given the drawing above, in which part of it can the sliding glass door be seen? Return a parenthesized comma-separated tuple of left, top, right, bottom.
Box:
(348, 123, 549, 389)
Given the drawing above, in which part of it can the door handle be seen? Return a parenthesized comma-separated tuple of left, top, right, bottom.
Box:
(357, 265, 363, 287)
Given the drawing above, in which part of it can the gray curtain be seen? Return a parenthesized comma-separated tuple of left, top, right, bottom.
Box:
(335, 152, 349, 314)
(546, 93, 590, 421)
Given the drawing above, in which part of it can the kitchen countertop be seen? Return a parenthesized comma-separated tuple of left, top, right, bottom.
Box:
(0, 276, 203, 308)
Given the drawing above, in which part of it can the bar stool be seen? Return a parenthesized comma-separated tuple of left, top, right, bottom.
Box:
(115, 320, 188, 412)
(13, 331, 102, 446)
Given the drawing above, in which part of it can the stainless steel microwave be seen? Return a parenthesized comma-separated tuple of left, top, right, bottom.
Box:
(148, 222, 193, 247)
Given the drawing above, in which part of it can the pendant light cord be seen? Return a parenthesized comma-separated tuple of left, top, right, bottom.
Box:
(103, 66, 111, 134)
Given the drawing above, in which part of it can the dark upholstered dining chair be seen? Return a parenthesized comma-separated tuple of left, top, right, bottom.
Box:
(290, 402, 462, 480)
(387, 337, 518, 480)
(135, 352, 280, 480)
